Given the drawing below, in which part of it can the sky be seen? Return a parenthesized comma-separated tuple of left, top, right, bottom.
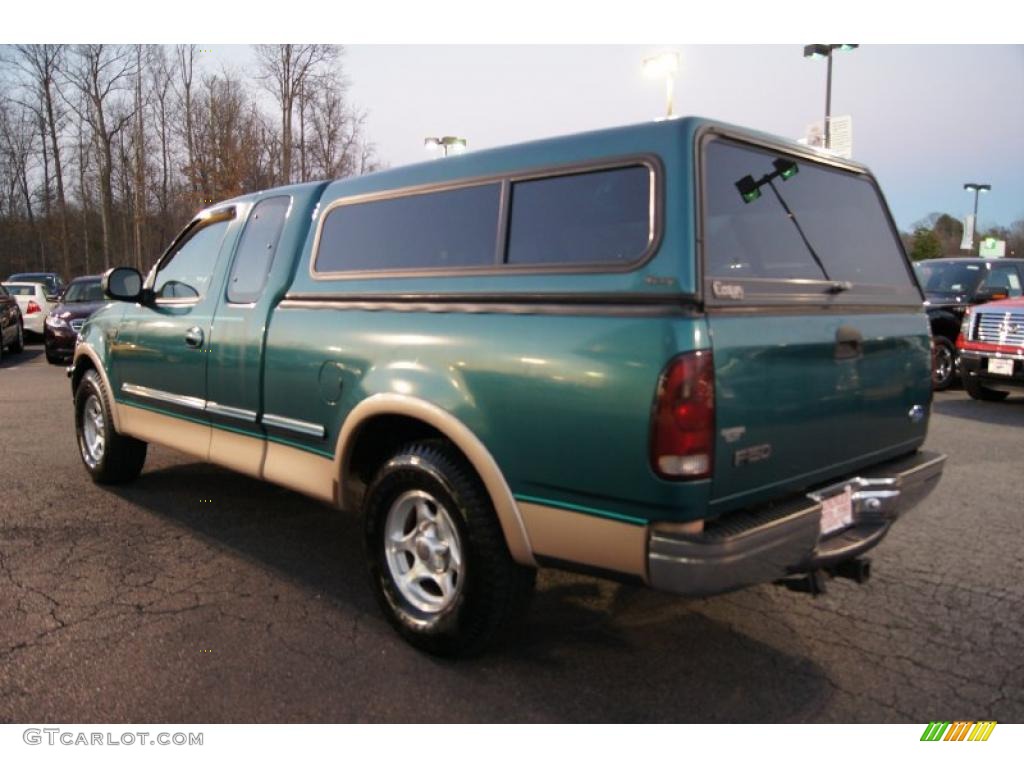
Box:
(203, 44, 1023, 233)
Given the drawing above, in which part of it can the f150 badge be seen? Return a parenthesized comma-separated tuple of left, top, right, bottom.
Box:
(734, 443, 772, 467)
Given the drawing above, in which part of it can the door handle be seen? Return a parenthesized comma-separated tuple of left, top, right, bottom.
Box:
(184, 326, 204, 349)
(835, 325, 863, 360)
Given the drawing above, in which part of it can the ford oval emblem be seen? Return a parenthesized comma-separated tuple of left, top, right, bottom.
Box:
(908, 405, 925, 423)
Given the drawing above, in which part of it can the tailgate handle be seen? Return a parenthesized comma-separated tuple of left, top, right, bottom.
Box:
(835, 325, 863, 360)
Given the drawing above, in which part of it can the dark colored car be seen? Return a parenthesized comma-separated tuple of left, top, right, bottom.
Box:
(957, 295, 1024, 400)
(0, 283, 26, 363)
(6, 271, 66, 300)
(43, 275, 105, 365)
(913, 257, 1024, 389)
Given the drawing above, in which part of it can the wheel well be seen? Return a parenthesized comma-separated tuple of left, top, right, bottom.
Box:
(345, 414, 449, 501)
(71, 356, 96, 395)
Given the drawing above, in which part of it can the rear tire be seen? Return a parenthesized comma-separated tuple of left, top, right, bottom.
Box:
(74, 369, 148, 484)
(963, 372, 1010, 402)
(363, 439, 535, 657)
(931, 336, 956, 390)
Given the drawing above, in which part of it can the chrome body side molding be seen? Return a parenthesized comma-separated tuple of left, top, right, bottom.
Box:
(261, 412, 326, 438)
(121, 383, 206, 412)
(206, 402, 258, 422)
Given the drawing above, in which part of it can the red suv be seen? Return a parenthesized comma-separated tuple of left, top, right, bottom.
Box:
(957, 296, 1024, 400)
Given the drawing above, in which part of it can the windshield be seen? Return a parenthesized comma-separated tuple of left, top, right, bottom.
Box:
(63, 280, 104, 303)
(914, 262, 986, 296)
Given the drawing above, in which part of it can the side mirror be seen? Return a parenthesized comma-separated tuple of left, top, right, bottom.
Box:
(976, 286, 1010, 303)
(103, 267, 143, 302)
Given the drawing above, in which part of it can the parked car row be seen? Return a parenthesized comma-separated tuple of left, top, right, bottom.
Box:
(1, 272, 105, 366)
(915, 257, 1024, 389)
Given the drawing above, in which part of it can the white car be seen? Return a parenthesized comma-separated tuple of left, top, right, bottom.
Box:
(1, 282, 55, 337)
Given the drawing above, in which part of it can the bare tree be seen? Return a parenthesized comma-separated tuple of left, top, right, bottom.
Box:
(148, 46, 175, 244)
(60, 44, 137, 269)
(173, 44, 198, 197)
(306, 73, 369, 180)
(6, 45, 75, 275)
(253, 44, 340, 184)
(0, 43, 380, 279)
(73, 100, 95, 275)
(0, 98, 44, 270)
(132, 45, 147, 271)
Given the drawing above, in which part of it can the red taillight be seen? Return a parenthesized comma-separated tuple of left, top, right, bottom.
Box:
(26, 300, 41, 314)
(650, 350, 715, 480)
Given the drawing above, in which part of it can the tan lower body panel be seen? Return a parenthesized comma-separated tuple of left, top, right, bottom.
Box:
(119, 404, 211, 462)
(210, 428, 266, 478)
(262, 441, 336, 505)
(518, 502, 648, 579)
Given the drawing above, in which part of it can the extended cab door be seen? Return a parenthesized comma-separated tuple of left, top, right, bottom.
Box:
(112, 207, 238, 459)
(203, 195, 292, 475)
(698, 135, 932, 516)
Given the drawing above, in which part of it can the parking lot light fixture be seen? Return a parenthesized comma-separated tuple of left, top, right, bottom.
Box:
(964, 183, 992, 254)
(424, 136, 468, 158)
(803, 44, 858, 150)
(642, 52, 681, 119)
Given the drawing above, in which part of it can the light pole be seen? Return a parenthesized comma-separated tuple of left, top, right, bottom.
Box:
(424, 136, 468, 158)
(642, 52, 681, 119)
(803, 44, 858, 150)
(963, 183, 991, 254)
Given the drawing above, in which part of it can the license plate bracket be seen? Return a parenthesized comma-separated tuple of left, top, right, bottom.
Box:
(819, 485, 854, 536)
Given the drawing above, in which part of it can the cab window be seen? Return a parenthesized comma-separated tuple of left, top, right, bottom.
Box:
(154, 218, 232, 301)
(227, 197, 290, 303)
(980, 264, 1023, 298)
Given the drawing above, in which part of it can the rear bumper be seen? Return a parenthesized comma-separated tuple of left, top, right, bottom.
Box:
(648, 450, 946, 597)
(23, 313, 45, 334)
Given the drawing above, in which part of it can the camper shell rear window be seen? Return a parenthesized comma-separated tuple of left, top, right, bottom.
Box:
(701, 137, 918, 303)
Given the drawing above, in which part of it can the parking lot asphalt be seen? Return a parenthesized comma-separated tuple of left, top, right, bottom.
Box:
(0, 342, 1022, 723)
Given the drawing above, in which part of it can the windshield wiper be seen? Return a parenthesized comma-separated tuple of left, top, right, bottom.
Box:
(735, 159, 837, 286)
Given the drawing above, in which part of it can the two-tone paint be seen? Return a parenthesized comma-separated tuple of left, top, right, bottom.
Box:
(71, 117, 935, 583)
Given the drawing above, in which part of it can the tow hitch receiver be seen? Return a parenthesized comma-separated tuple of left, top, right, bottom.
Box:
(777, 557, 873, 595)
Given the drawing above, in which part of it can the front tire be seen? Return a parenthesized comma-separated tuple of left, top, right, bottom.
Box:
(931, 336, 956, 390)
(75, 369, 148, 484)
(363, 440, 535, 657)
(963, 372, 1010, 402)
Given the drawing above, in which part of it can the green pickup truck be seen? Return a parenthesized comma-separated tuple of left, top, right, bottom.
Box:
(69, 117, 945, 656)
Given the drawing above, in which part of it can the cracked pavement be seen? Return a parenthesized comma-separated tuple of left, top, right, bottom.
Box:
(1, 345, 1022, 722)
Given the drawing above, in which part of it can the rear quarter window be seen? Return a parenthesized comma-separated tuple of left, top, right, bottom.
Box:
(703, 139, 915, 292)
